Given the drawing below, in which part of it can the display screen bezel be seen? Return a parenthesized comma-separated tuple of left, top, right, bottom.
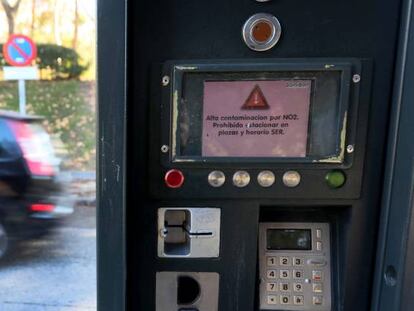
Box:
(165, 61, 352, 165)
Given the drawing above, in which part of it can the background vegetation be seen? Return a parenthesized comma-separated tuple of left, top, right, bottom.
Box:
(0, 0, 96, 171)
(0, 81, 96, 170)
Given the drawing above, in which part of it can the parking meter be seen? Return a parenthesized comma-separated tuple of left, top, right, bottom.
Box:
(98, 0, 414, 310)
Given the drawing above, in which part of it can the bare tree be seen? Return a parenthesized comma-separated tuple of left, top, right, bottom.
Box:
(31, 0, 36, 36)
(72, 0, 79, 49)
(1, 0, 23, 35)
(53, 0, 62, 45)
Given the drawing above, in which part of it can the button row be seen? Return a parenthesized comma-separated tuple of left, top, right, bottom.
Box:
(208, 170, 301, 188)
(266, 294, 324, 306)
(165, 169, 346, 189)
(267, 295, 304, 305)
(266, 282, 305, 292)
(315, 228, 323, 251)
(266, 269, 323, 281)
(267, 256, 327, 267)
(267, 269, 304, 279)
(267, 256, 304, 266)
(267, 295, 323, 305)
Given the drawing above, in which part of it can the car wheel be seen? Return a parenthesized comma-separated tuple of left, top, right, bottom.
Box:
(0, 222, 9, 259)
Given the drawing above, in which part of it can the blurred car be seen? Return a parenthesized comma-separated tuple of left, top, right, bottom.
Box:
(0, 111, 74, 259)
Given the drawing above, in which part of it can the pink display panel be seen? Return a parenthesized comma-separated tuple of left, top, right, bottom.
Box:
(202, 80, 312, 157)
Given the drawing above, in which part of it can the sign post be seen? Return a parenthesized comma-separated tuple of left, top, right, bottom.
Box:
(18, 80, 26, 114)
(2, 34, 39, 115)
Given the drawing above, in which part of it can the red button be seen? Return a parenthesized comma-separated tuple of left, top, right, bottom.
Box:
(165, 169, 185, 188)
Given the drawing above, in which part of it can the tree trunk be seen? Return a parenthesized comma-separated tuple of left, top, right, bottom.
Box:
(72, 0, 79, 50)
(0, 0, 23, 35)
(31, 0, 36, 36)
(53, 0, 62, 45)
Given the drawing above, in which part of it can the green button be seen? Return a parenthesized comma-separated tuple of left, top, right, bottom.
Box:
(326, 170, 346, 189)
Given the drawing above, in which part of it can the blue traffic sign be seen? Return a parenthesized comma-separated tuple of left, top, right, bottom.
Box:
(3, 34, 37, 67)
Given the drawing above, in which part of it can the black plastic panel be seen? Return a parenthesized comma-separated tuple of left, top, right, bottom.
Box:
(126, 1, 403, 311)
(149, 59, 368, 200)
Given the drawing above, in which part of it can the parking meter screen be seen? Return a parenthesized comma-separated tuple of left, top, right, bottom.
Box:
(267, 229, 312, 250)
(202, 80, 312, 157)
(173, 68, 346, 162)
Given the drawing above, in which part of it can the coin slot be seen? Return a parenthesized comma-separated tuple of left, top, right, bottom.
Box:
(177, 276, 201, 305)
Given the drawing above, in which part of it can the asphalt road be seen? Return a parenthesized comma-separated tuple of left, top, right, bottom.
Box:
(0, 206, 96, 311)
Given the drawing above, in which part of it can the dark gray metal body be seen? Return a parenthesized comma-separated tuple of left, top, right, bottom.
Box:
(372, 0, 414, 310)
(97, 0, 126, 310)
(97, 0, 414, 310)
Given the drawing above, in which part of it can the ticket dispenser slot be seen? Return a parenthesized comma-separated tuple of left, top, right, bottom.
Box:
(163, 210, 192, 256)
(259, 223, 332, 310)
(156, 272, 220, 311)
(158, 208, 221, 258)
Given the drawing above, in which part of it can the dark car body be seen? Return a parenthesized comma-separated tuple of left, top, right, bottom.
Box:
(0, 111, 74, 257)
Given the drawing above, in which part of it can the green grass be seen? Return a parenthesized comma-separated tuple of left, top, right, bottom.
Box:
(0, 80, 96, 171)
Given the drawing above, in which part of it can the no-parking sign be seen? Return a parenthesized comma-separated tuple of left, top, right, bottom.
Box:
(3, 34, 37, 67)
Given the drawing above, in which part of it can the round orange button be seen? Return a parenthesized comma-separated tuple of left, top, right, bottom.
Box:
(252, 21, 273, 43)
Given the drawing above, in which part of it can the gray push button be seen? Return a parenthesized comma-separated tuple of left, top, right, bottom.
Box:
(313, 296, 323, 305)
(307, 258, 327, 267)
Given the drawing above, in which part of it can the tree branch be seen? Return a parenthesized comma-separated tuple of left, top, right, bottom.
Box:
(1, 0, 22, 12)
(12, 0, 22, 11)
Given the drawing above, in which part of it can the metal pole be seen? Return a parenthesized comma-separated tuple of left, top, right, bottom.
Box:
(18, 79, 26, 115)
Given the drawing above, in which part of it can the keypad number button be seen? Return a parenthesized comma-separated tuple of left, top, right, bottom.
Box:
(312, 270, 323, 281)
(280, 283, 290, 292)
(280, 257, 290, 266)
(293, 282, 303, 292)
(313, 296, 323, 305)
(293, 257, 304, 266)
(267, 283, 278, 292)
(267, 270, 277, 279)
(313, 283, 323, 293)
(316, 229, 322, 239)
(316, 241, 323, 251)
(293, 270, 303, 279)
(267, 257, 277, 266)
(280, 295, 290, 305)
(280, 270, 290, 279)
(267, 295, 278, 305)
(294, 295, 304, 305)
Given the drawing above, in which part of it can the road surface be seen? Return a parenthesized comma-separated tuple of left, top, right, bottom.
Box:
(0, 206, 96, 311)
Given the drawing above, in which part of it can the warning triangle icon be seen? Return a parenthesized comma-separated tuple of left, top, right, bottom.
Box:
(242, 85, 270, 110)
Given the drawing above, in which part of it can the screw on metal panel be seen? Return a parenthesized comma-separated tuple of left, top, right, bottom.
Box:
(384, 265, 397, 287)
(347, 145, 355, 153)
(160, 228, 168, 238)
(352, 74, 361, 83)
(162, 76, 170, 86)
(161, 145, 169, 153)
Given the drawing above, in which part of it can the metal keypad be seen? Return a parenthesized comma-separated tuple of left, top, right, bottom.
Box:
(259, 223, 332, 311)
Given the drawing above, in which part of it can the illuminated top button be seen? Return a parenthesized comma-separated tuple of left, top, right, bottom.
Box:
(252, 21, 273, 43)
(208, 170, 226, 188)
(233, 171, 251, 188)
(283, 171, 301, 188)
(165, 169, 185, 188)
(242, 13, 282, 52)
(326, 170, 346, 188)
(258, 171, 275, 187)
